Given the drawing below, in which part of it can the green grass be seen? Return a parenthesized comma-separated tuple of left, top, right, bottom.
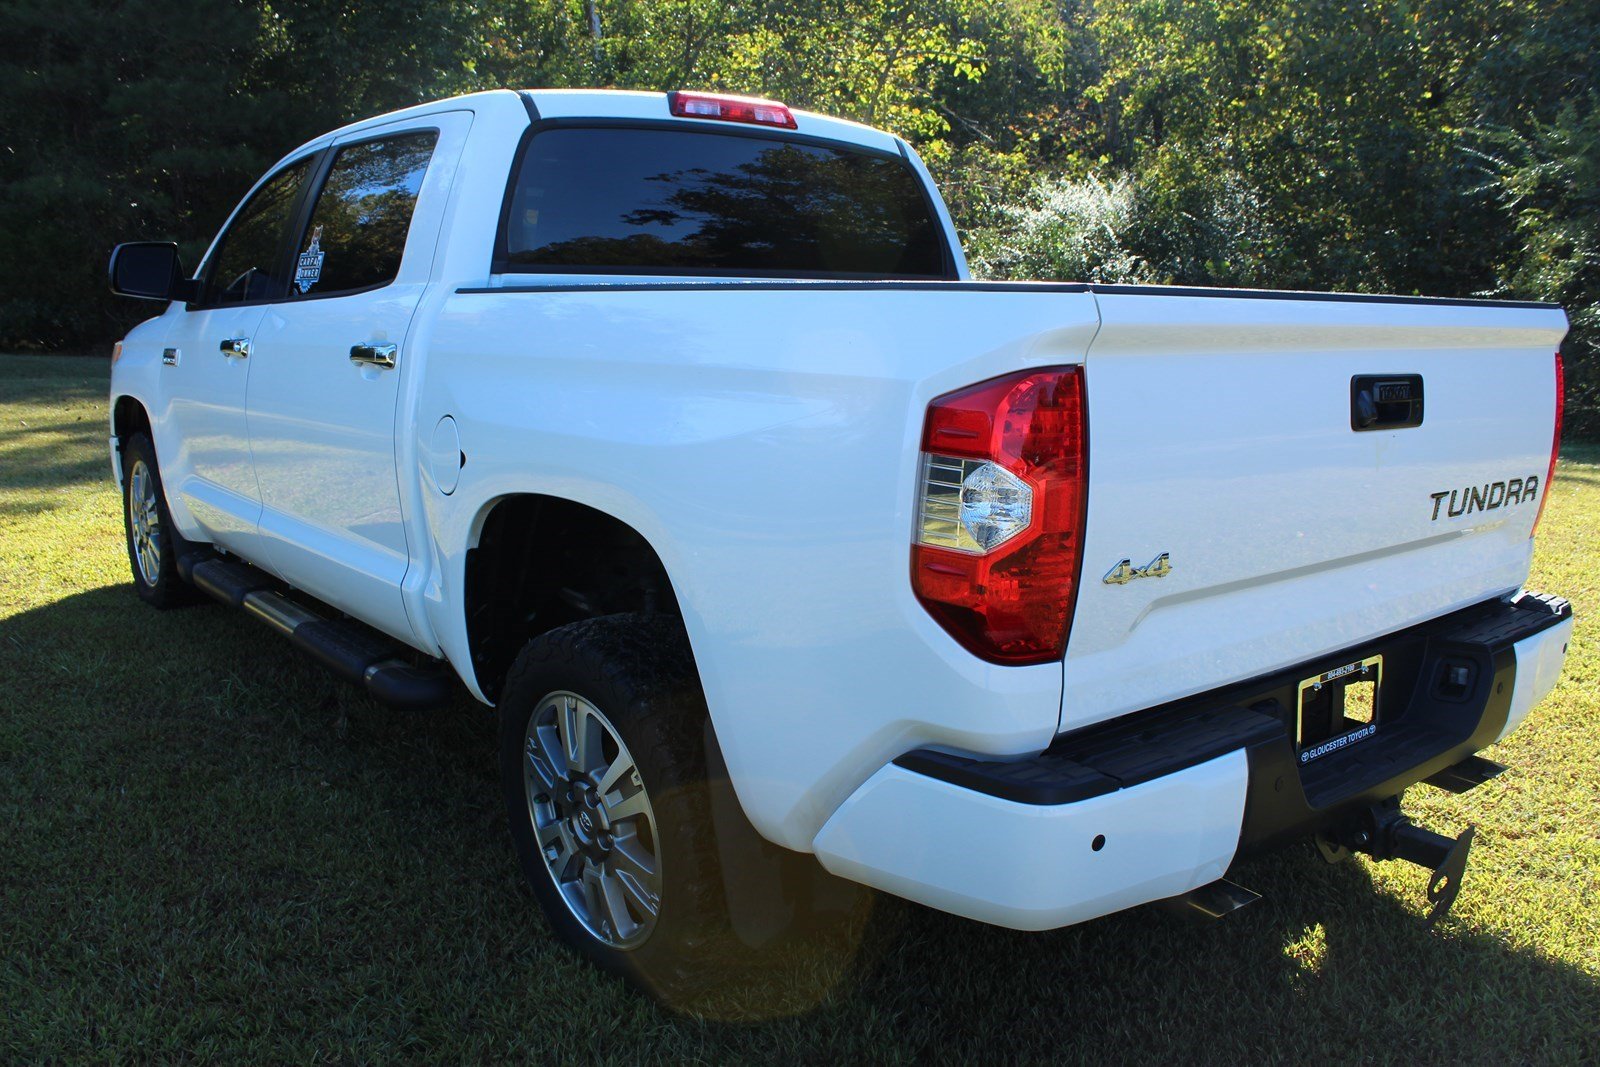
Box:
(2, 352, 1597, 1062)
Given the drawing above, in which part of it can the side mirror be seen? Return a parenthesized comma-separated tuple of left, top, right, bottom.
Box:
(108, 242, 199, 302)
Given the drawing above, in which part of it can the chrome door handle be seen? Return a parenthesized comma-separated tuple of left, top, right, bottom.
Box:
(349, 342, 397, 369)
(220, 337, 250, 359)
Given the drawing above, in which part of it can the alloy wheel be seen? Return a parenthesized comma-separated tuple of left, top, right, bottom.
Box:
(128, 459, 162, 585)
(523, 690, 662, 948)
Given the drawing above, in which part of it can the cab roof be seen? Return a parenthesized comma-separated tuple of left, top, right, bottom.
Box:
(293, 88, 903, 162)
(523, 89, 903, 155)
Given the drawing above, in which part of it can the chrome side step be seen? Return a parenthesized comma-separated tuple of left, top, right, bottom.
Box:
(178, 553, 454, 710)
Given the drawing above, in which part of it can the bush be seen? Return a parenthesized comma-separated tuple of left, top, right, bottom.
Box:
(967, 173, 1150, 283)
(963, 154, 1284, 289)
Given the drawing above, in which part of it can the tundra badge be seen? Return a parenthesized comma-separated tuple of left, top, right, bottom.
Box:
(1104, 552, 1172, 585)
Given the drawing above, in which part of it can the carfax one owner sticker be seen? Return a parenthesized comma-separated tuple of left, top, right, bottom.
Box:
(296, 226, 325, 294)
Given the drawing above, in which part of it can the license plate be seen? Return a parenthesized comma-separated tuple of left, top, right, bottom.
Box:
(1296, 655, 1381, 764)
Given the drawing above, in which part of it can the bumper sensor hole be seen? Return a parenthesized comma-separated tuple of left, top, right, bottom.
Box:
(1091, 834, 1106, 852)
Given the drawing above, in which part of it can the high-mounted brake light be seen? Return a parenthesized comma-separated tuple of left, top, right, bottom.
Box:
(1532, 349, 1564, 539)
(667, 91, 797, 129)
(912, 367, 1088, 665)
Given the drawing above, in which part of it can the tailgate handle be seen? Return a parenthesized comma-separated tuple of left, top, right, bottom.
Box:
(1351, 374, 1423, 431)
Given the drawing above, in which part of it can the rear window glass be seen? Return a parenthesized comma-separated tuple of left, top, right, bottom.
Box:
(502, 127, 948, 278)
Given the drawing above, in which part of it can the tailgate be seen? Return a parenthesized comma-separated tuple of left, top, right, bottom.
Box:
(1061, 289, 1567, 734)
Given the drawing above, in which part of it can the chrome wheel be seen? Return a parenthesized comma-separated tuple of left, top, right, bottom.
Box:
(128, 459, 162, 585)
(523, 690, 661, 949)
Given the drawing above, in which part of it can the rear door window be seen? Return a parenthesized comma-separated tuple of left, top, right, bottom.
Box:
(501, 127, 949, 278)
(290, 131, 438, 298)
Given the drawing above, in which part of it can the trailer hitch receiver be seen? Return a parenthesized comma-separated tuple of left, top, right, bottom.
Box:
(1319, 800, 1475, 927)
(1402, 822, 1474, 927)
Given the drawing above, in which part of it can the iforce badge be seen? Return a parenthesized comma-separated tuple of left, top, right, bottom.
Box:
(295, 226, 325, 294)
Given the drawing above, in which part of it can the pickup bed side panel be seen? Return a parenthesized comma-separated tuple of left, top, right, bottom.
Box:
(1064, 293, 1567, 734)
(416, 286, 1101, 849)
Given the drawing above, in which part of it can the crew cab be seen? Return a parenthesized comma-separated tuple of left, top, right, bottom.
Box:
(106, 89, 1574, 997)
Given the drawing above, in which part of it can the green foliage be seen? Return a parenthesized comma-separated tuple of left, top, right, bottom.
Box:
(921, 140, 1035, 235)
(0, 0, 1597, 430)
(0, 0, 268, 347)
(965, 153, 1282, 287)
(0, 0, 486, 349)
(1489, 101, 1600, 435)
(696, 1, 985, 140)
(1121, 143, 1283, 287)
(1088, 0, 1507, 295)
(967, 173, 1150, 282)
(1496, 105, 1600, 321)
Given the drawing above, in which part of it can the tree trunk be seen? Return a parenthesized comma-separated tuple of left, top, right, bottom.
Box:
(584, 0, 603, 64)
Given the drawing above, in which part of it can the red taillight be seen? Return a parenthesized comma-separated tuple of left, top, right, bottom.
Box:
(1532, 350, 1564, 539)
(667, 90, 797, 129)
(912, 367, 1088, 665)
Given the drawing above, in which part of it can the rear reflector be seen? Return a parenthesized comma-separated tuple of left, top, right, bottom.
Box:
(667, 91, 797, 129)
(912, 367, 1088, 665)
(1532, 349, 1564, 539)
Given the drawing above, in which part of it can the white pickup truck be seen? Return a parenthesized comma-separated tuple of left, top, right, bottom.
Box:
(107, 88, 1574, 996)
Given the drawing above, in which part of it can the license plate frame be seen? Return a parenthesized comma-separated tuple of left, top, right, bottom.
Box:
(1295, 654, 1382, 765)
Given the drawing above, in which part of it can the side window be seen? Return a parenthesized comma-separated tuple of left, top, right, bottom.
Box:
(290, 131, 438, 298)
(203, 157, 314, 304)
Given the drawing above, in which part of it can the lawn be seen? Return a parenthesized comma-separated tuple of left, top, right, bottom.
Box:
(1, 352, 1596, 1062)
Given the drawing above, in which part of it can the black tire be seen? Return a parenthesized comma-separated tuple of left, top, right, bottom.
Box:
(120, 432, 199, 608)
(498, 614, 730, 1001)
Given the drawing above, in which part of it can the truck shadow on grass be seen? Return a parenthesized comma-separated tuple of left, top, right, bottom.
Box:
(3, 586, 1597, 1062)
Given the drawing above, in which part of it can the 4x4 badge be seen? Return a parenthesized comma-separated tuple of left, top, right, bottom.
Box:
(1103, 552, 1172, 585)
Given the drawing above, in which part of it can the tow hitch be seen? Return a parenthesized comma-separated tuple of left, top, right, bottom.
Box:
(1318, 799, 1476, 927)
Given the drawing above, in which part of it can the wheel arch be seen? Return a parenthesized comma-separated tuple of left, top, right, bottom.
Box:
(110, 394, 154, 490)
(112, 394, 153, 438)
(460, 492, 690, 703)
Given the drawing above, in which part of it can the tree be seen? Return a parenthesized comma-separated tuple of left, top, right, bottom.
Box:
(0, 0, 485, 349)
(1490, 102, 1600, 435)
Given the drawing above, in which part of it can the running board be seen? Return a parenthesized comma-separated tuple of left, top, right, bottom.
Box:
(178, 553, 454, 710)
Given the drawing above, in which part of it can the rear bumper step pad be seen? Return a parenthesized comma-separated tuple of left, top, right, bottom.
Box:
(179, 554, 453, 710)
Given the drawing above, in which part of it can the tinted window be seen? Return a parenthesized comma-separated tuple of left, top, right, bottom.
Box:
(291, 132, 437, 298)
(503, 128, 948, 277)
(204, 157, 313, 304)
